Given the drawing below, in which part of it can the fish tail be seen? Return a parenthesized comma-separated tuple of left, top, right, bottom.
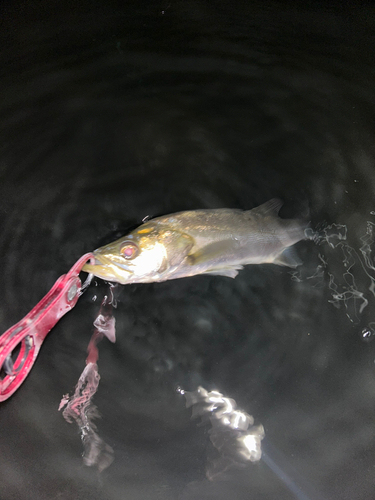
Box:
(280, 219, 307, 245)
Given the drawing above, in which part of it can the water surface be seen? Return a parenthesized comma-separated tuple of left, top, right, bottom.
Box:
(1, 2, 375, 499)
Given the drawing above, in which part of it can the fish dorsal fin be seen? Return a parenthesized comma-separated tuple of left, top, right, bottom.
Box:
(249, 198, 283, 216)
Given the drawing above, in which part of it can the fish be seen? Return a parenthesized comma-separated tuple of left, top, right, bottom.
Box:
(82, 199, 306, 284)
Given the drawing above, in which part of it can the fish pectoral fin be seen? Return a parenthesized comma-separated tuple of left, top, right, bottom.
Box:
(202, 265, 244, 279)
(187, 241, 242, 278)
(248, 198, 283, 216)
(273, 247, 302, 268)
(188, 240, 238, 266)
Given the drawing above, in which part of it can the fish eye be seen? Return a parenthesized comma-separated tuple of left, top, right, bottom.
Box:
(121, 242, 139, 260)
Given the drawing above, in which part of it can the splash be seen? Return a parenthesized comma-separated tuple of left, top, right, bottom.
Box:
(305, 223, 347, 248)
(298, 221, 375, 334)
(179, 386, 264, 480)
(59, 290, 117, 471)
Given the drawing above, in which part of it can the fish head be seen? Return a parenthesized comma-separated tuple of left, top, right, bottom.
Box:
(82, 223, 194, 284)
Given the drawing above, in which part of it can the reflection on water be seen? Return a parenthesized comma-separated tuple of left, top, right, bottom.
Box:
(59, 291, 116, 471)
(180, 385, 264, 479)
(1, 1, 375, 499)
(59, 362, 114, 472)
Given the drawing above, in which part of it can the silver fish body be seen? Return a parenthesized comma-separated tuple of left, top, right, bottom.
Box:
(83, 199, 306, 284)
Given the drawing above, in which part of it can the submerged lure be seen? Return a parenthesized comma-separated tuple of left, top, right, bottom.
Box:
(82, 199, 306, 284)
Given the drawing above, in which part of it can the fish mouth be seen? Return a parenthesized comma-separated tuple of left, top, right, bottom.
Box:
(82, 253, 133, 284)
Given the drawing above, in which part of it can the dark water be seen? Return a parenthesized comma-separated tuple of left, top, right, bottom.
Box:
(1, 1, 375, 499)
